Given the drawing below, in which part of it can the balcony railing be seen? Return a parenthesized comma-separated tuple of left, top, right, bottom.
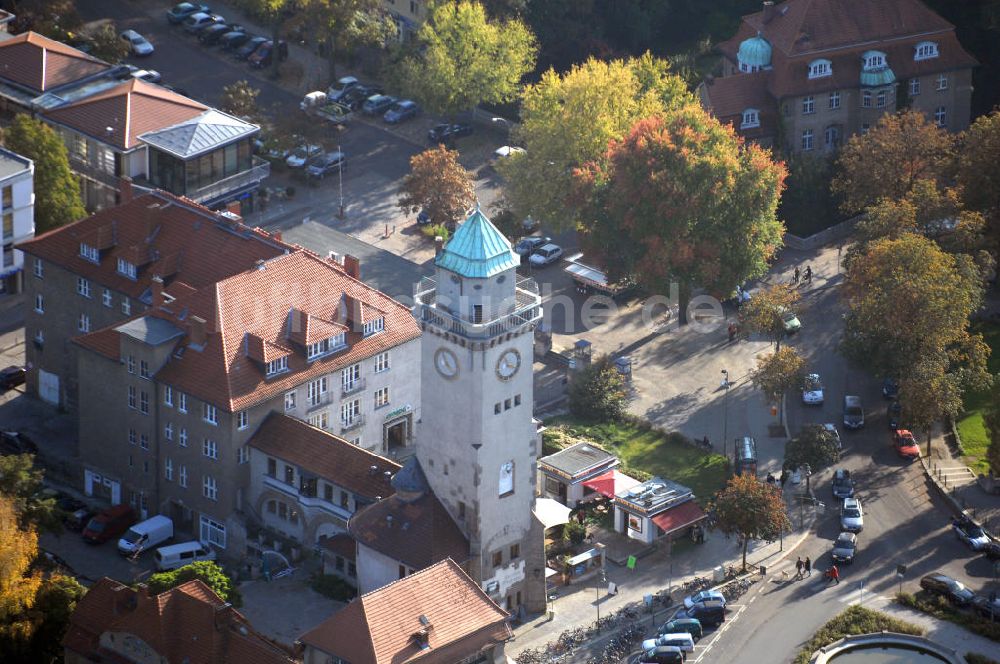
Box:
(188, 157, 271, 205)
(261, 475, 351, 523)
(340, 416, 365, 433)
(306, 392, 333, 413)
(341, 377, 366, 397)
(414, 275, 542, 340)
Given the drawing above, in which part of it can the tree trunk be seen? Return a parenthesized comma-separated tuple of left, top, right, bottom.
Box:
(677, 282, 692, 326)
(925, 425, 932, 458)
(270, 21, 282, 78)
(327, 33, 338, 82)
(741, 536, 749, 571)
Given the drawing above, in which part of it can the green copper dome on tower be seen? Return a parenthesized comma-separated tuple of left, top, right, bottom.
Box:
(738, 34, 772, 69)
(434, 206, 519, 279)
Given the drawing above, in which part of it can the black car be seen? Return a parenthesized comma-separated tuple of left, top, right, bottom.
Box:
(248, 40, 288, 68)
(199, 23, 232, 44)
(166, 2, 209, 24)
(0, 365, 26, 389)
(887, 400, 901, 430)
(428, 123, 473, 144)
(919, 573, 976, 605)
(219, 31, 250, 50)
(234, 36, 268, 60)
(638, 646, 684, 664)
(676, 599, 725, 628)
(882, 377, 899, 399)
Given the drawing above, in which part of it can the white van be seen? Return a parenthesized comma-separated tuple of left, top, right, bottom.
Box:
(118, 515, 173, 556)
(154, 540, 216, 571)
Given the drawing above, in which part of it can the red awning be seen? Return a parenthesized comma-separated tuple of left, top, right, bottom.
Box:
(651, 501, 707, 536)
(581, 470, 616, 497)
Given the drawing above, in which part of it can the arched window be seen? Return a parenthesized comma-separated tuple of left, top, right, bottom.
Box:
(741, 108, 760, 129)
(862, 51, 887, 71)
(914, 41, 939, 61)
(808, 59, 832, 79)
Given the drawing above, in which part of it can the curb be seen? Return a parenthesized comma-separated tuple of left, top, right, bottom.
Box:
(918, 453, 968, 521)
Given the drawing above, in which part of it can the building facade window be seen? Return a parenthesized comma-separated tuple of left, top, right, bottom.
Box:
(307, 334, 346, 360)
(117, 258, 136, 280)
(128, 385, 136, 409)
(914, 41, 939, 61)
(909, 78, 921, 96)
(122, 298, 131, 315)
(203, 403, 217, 425)
(802, 96, 815, 114)
(863, 51, 886, 70)
(308, 378, 328, 406)
(267, 457, 277, 477)
(140, 361, 149, 379)
(203, 438, 217, 460)
(342, 364, 361, 392)
(164, 422, 173, 440)
(200, 515, 225, 548)
(341, 399, 360, 426)
(78, 314, 90, 332)
(374, 351, 390, 373)
(363, 317, 384, 336)
(808, 59, 832, 79)
(33, 258, 42, 278)
(165, 386, 173, 406)
(309, 411, 330, 430)
(936, 74, 948, 91)
(140, 433, 148, 450)
(265, 356, 288, 376)
(127, 355, 135, 374)
(801, 130, 814, 151)
(179, 465, 187, 487)
(179, 428, 188, 447)
(237, 446, 249, 464)
(102, 288, 112, 307)
(935, 106, 947, 128)
(284, 391, 296, 411)
(861, 123, 870, 135)
(862, 90, 872, 107)
(77, 277, 91, 298)
(129, 428, 137, 445)
(165, 457, 173, 481)
(374, 387, 389, 408)
(740, 108, 760, 129)
(237, 410, 248, 430)
(34, 294, 43, 313)
(828, 91, 840, 109)
(34, 330, 43, 346)
(178, 393, 187, 413)
(203, 475, 217, 501)
(139, 391, 149, 414)
(79, 243, 99, 263)
(876, 90, 887, 108)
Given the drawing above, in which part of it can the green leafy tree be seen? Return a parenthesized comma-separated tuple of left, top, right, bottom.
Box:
(25, 574, 87, 662)
(88, 23, 129, 64)
(219, 80, 261, 121)
(710, 474, 790, 571)
(243, 0, 296, 75)
(750, 346, 806, 422)
(295, 0, 396, 81)
(574, 108, 786, 324)
(1, 115, 86, 233)
(394, 0, 536, 118)
(0, 454, 62, 534)
(831, 110, 955, 215)
(739, 284, 800, 350)
(568, 356, 628, 423)
(397, 145, 476, 227)
(500, 53, 692, 231)
(145, 560, 242, 607)
(957, 109, 1000, 253)
(777, 152, 842, 235)
(785, 424, 840, 473)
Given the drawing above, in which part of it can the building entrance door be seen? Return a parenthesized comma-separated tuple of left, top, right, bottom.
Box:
(384, 415, 410, 456)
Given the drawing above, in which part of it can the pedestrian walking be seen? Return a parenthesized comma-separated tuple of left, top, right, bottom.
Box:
(793, 266, 800, 283)
(804, 265, 812, 283)
(828, 565, 840, 585)
(795, 557, 803, 579)
(804, 557, 812, 577)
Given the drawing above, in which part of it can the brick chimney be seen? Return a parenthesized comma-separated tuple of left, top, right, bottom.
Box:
(151, 275, 164, 307)
(343, 254, 360, 279)
(343, 294, 364, 331)
(763, 0, 775, 24)
(189, 315, 207, 347)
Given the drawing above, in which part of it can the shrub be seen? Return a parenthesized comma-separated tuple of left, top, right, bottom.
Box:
(420, 222, 451, 242)
(793, 605, 923, 664)
(966, 653, 1000, 664)
(897, 591, 1000, 643)
(145, 561, 242, 607)
(568, 356, 628, 423)
(309, 573, 357, 602)
(562, 520, 586, 545)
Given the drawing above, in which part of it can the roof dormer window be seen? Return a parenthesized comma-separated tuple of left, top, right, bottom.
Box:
(307, 333, 347, 360)
(117, 258, 137, 280)
(80, 243, 99, 263)
(740, 108, 760, 129)
(914, 41, 939, 61)
(363, 317, 385, 337)
(862, 51, 887, 71)
(808, 59, 832, 79)
(265, 356, 289, 377)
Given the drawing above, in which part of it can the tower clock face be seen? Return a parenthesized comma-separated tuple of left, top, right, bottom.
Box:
(435, 347, 459, 379)
(496, 349, 521, 381)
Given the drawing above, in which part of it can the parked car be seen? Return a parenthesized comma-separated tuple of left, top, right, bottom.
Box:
(428, 123, 473, 144)
(166, 2, 210, 24)
(841, 497, 864, 532)
(0, 430, 38, 455)
(362, 94, 396, 115)
(675, 599, 725, 628)
(802, 373, 824, 405)
(640, 633, 694, 655)
(952, 518, 991, 551)
(285, 144, 322, 169)
(118, 515, 174, 556)
(887, 400, 902, 430)
(843, 395, 865, 429)
(919, 573, 975, 605)
(198, 23, 232, 45)
(882, 377, 899, 399)
(340, 85, 377, 110)
(327, 75, 360, 102)
(383, 100, 420, 123)
(972, 595, 1000, 620)
(82, 505, 136, 544)
(638, 646, 684, 664)
(131, 69, 162, 84)
(831, 531, 857, 564)
(891, 429, 920, 460)
(657, 617, 703, 641)
(65, 505, 95, 532)
(155, 540, 217, 571)
(822, 423, 842, 450)
(780, 308, 801, 334)
(306, 151, 346, 180)
(183, 12, 224, 34)
(832, 468, 854, 499)
(219, 30, 250, 50)
(120, 29, 154, 56)
(684, 589, 726, 610)
(493, 145, 525, 160)
(529, 243, 564, 268)
(0, 365, 26, 389)
(234, 36, 268, 59)
(514, 236, 550, 258)
(248, 40, 287, 68)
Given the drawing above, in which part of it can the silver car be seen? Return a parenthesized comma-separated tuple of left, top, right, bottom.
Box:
(841, 498, 863, 532)
(831, 531, 857, 564)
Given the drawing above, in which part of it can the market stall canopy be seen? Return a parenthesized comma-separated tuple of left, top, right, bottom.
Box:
(534, 497, 573, 529)
(650, 500, 707, 536)
(582, 470, 641, 499)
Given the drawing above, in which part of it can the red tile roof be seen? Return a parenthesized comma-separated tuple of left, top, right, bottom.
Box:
(349, 490, 469, 570)
(18, 191, 293, 303)
(699, 72, 776, 139)
(248, 413, 400, 500)
(321, 532, 358, 560)
(0, 32, 110, 93)
(299, 559, 510, 664)
(43, 78, 207, 150)
(63, 578, 297, 664)
(149, 250, 421, 411)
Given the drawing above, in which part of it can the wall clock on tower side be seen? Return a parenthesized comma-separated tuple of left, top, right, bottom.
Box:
(495, 348, 521, 381)
(435, 347, 459, 379)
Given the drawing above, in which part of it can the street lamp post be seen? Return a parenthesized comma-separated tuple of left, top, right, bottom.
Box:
(721, 369, 731, 461)
(337, 143, 345, 219)
(595, 570, 607, 631)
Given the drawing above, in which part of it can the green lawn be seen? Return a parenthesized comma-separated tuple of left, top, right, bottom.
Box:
(542, 418, 730, 503)
(956, 321, 1000, 475)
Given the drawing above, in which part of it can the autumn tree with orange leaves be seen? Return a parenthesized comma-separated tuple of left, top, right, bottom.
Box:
(573, 106, 786, 324)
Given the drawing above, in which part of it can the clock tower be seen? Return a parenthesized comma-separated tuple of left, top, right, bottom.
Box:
(414, 207, 546, 614)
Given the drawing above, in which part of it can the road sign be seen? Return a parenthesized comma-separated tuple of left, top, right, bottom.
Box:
(897, 564, 907, 576)
(627, 555, 637, 570)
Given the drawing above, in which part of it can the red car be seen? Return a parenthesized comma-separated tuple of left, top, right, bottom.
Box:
(892, 429, 920, 460)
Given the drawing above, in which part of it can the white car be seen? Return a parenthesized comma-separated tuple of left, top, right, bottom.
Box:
(683, 589, 726, 609)
(841, 497, 863, 532)
(120, 29, 154, 56)
(493, 145, 525, 160)
(285, 144, 322, 169)
(528, 243, 563, 267)
(802, 373, 824, 405)
(130, 69, 162, 84)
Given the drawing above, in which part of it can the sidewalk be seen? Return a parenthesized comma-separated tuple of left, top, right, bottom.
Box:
(509, 489, 819, 656)
(921, 427, 1000, 537)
